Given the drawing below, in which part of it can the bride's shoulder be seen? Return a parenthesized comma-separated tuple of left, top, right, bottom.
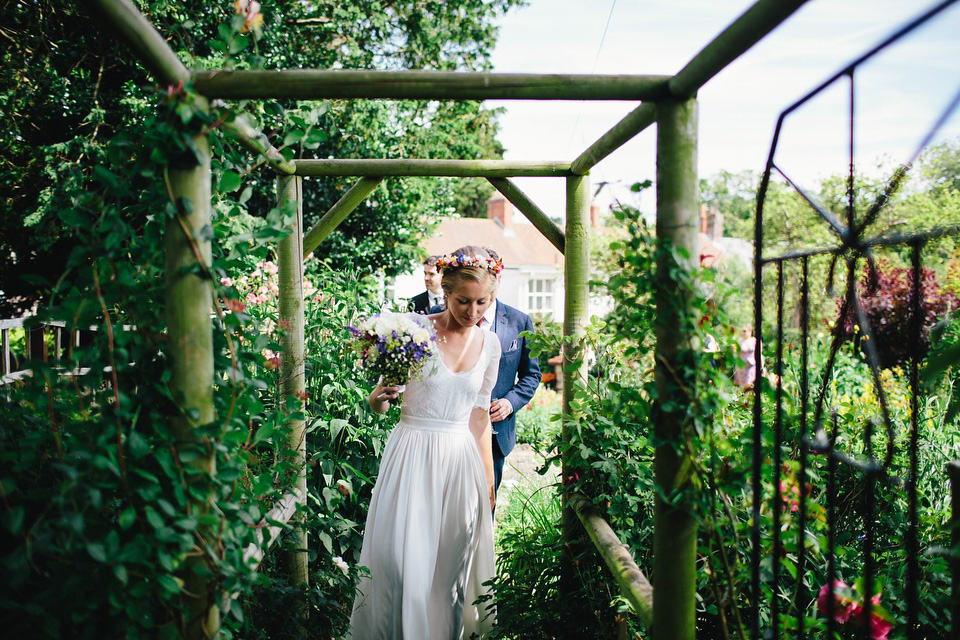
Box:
(484, 329, 501, 356)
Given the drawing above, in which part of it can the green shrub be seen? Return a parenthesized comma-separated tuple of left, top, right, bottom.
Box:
(515, 386, 562, 452)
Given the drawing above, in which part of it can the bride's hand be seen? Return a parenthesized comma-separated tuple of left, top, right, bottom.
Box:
(376, 385, 402, 400)
(369, 384, 402, 413)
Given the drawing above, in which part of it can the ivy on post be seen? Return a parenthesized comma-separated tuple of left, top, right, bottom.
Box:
(277, 175, 309, 596)
(562, 172, 591, 589)
(164, 92, 220, 638)
(653, 97, 699, 640)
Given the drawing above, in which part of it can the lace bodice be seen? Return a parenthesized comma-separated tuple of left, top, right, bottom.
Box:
(400, 313, 501, 423)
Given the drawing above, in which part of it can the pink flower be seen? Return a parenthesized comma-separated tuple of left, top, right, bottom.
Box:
(817, 581, 893, 640)
(234, 0, 263, 32)
(851, 593, 893, 640)
(294, 390, 308, 402)
(817, 580, 857, 624)
(225, 298, 246, 313)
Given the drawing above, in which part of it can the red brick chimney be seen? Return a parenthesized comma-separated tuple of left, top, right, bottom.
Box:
(486, 194, 514, 235)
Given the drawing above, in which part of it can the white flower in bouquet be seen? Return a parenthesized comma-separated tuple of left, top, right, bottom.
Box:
(346, 312, 438, 386)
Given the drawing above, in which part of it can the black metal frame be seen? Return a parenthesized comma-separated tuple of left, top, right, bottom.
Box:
(750, 1, 960, 637)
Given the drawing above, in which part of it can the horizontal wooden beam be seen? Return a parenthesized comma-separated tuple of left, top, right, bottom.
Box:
(572, 493, 654, 629)
(295, 159, 572, 178)
(193, 70, 672, 101)
(86, 0, 189, 87)
(303, 176, 384, 256)
(487, 177, 565, 255)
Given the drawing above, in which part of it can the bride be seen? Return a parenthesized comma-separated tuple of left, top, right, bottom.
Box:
(347, 245, 502, 639)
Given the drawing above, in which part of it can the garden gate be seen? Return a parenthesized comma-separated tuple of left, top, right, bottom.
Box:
(749, 1, 960, 638)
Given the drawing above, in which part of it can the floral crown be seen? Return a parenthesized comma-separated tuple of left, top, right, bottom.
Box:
(436, 253, 504, 275)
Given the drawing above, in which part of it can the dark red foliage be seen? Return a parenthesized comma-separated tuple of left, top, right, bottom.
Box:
(838, 260, 959, 368)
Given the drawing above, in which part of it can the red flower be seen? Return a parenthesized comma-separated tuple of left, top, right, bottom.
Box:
(225, 298, 246, 313)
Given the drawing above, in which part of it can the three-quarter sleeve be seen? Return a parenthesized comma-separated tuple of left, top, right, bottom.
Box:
(474, 331, 502, 409)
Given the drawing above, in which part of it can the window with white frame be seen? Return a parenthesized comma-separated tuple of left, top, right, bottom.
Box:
(527, 278, 554, 313)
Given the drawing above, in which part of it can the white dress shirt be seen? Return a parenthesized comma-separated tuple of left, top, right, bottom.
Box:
(477, 300, 497, 329)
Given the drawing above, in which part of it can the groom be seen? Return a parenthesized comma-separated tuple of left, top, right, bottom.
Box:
(475, 248, 541, 498)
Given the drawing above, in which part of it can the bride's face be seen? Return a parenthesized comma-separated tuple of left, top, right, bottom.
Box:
(446, 279, 496, 328)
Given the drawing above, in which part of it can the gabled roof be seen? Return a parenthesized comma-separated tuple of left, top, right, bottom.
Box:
(423, 203, 564, 269)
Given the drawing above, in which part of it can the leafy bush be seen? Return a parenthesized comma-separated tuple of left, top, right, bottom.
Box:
(489, 481, 630, 639)
(838, 260, 958, 368)
(514, 386, 562, 452)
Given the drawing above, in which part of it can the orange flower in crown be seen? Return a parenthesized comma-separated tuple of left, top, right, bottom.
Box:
(436, 253, 504, 275)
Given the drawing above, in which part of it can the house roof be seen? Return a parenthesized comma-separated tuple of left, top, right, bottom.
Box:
(423, 217, 564, 269)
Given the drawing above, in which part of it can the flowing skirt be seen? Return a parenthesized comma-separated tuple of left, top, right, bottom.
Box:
(347, 415, 496, 640)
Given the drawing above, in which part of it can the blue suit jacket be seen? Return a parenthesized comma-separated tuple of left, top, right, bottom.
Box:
(488, 302, 541, 459)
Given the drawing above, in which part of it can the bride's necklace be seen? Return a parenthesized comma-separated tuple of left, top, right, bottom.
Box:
(436, 316, 477, 372)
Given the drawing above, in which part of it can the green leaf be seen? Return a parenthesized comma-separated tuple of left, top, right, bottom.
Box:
(283, 130, 305, 146)
(157, 574, 183, 594)
(94, 165, 119, 189)
(87, 543, 108, 563)
(145, 507, 164, 529)
(118, 507, 137, 530)
(253, 424, 274, 443)
(127, 430, 151, 458)
(220, 170, 243, 193)
(1, 506, 24, 535)
(229, 34, 250, 54)
(318, 531, 333, 554)
(58, 207, 88, 228)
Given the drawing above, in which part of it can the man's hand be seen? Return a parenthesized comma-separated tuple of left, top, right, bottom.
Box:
(489, 398, 513, 423)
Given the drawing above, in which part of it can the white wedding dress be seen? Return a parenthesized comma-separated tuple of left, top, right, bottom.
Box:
(347, 314, 501, 640)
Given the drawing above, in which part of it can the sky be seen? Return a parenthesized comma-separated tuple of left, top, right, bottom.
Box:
(486, 0, 960, 221)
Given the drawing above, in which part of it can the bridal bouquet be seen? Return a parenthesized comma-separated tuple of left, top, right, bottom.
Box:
(346, 312, 438, 386)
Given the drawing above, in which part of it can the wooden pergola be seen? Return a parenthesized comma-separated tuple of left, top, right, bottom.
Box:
(86, 0, 810, 637)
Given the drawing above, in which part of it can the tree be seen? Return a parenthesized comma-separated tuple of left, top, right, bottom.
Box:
(0, 0, 524, 314)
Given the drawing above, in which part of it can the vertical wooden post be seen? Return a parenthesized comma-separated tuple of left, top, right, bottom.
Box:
(277, 175, 309, 593)
(165, 109, 219, 639)
(653, 98, 699, 640)
(562, 173, 591, 574)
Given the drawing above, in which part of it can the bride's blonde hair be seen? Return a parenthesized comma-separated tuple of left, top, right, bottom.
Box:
(439, 245, 500, 295)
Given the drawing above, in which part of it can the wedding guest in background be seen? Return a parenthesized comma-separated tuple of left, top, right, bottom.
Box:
(477, 247, 542, 500)
(408, 255, 444, 314)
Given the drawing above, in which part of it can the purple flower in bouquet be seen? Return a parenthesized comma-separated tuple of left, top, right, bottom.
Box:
(347, 312, 438, 386)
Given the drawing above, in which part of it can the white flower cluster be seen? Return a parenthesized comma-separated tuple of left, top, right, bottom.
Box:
(347, 312, 438, 386)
